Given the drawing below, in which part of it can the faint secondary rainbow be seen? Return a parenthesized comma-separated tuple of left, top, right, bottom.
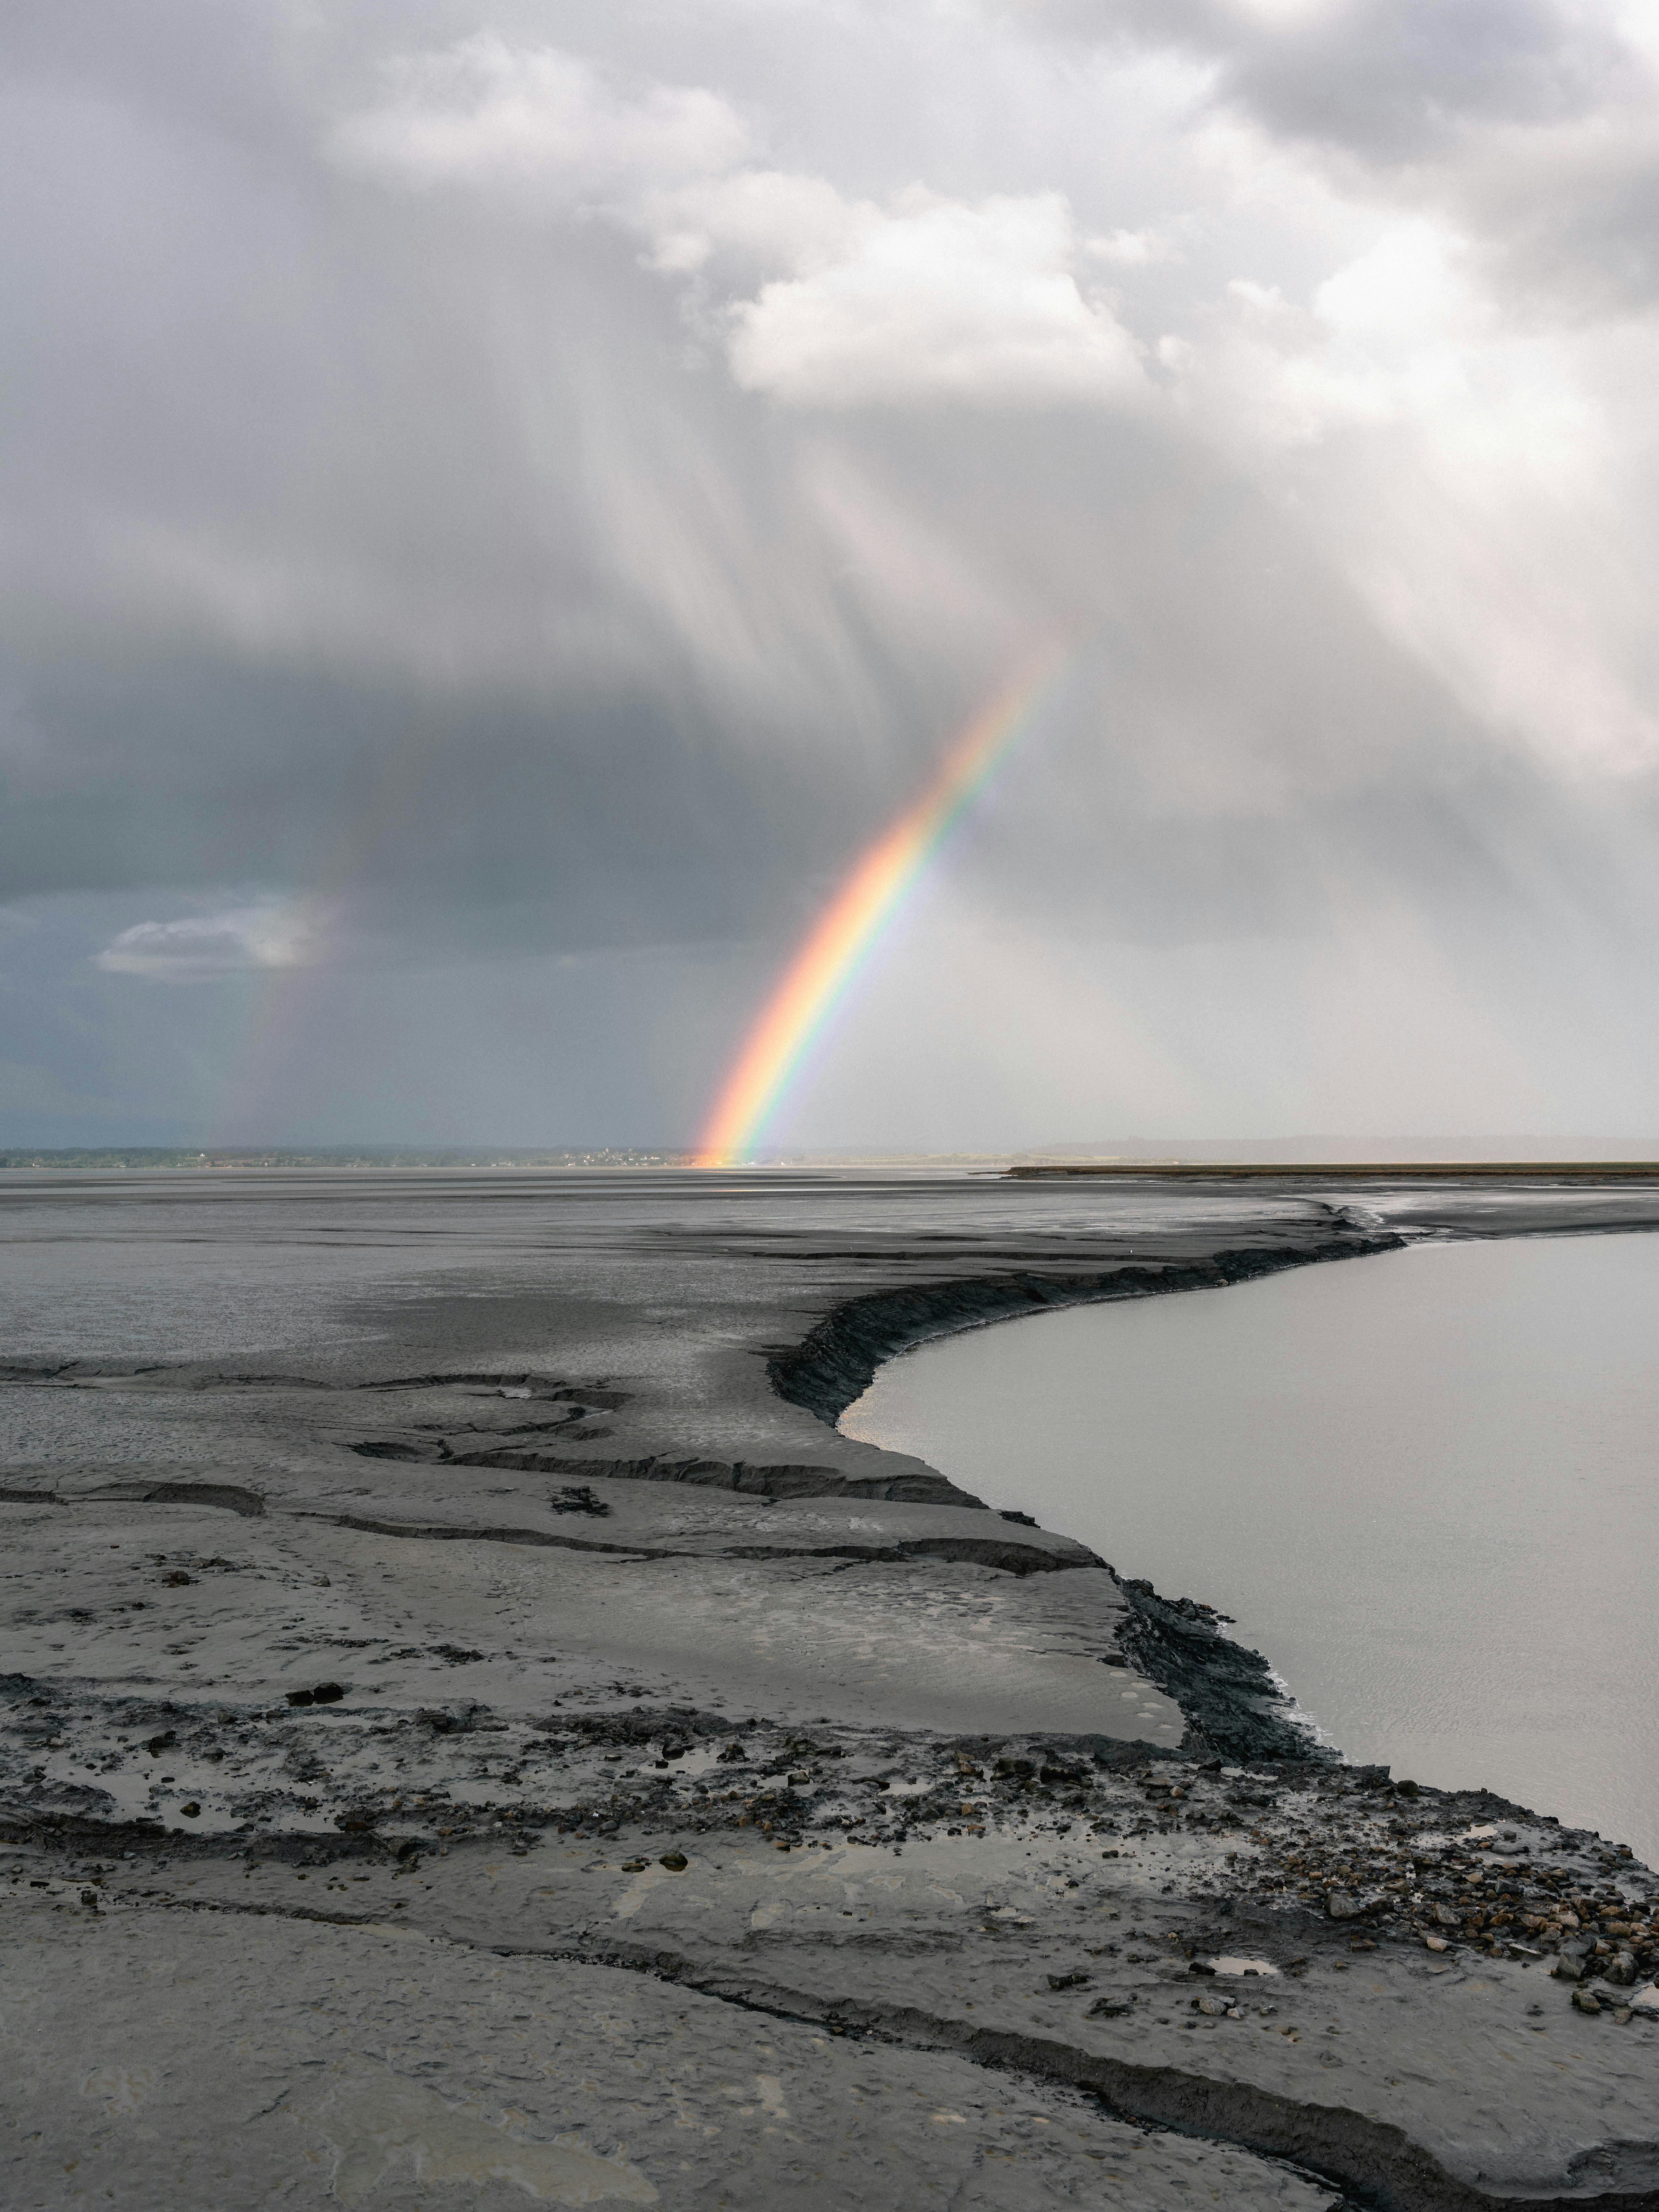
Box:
(694, 646, 1066, 1168)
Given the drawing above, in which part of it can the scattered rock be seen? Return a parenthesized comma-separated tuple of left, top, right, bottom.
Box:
(178, 1802, 200, 1818)
(659, 1851, 688, 1871)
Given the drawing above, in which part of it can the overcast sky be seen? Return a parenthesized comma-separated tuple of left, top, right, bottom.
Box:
(6, 0, 1659, 1150)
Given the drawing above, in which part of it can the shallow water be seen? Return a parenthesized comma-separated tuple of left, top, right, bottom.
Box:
(843, 1232, 1659, 1865)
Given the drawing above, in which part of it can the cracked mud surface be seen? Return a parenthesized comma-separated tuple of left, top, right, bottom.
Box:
(4, 1165, 1659, 2209)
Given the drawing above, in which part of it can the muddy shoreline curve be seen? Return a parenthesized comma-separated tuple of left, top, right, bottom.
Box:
(770, 1233, 1407, 1766)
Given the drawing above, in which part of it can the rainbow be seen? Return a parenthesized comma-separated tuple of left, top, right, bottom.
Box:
(694, 647, 1065, 1168)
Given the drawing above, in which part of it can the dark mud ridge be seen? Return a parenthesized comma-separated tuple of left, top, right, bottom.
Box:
(768, 1235, 1405, 1426)
(1114, 1579, 1326, 1768)
(434, 1447, 975, 1507)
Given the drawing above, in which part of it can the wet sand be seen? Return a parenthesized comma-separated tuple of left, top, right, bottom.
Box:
(3, 1167, 1659, 2209)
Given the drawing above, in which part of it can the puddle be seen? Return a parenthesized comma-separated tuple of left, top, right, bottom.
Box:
(664, 1744, 727, 1779)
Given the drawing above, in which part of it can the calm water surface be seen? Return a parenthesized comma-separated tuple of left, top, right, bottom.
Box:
(844, 1233, 1659, 1864)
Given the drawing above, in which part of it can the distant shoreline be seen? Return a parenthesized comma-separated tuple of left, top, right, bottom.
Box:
(1007, 1159, 1659, 1180)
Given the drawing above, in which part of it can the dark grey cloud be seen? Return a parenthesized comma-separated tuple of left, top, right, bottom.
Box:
(1062, 0, 1634, 158)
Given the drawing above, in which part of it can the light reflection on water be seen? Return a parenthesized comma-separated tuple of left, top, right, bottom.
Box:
(843, 1233, 1659, 1866)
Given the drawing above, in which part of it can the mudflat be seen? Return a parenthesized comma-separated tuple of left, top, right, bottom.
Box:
(3, 1166, 1658, 2211)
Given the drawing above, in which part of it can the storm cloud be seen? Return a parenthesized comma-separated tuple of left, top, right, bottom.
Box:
(4, 1, 1659, 1148)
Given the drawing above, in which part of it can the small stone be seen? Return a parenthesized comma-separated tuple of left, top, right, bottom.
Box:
(311, 1683, 346, 1705)
(621, 1859, 648, 1873)
(1551, 1954, 1584, 1981)
(1088, 1998, 1133, 2018)
(1432, 1904, 1460, 1928)
(1607, 1951, 1638, 1986)
(1424, 1935, 1448, 1953)
(1326, 1890, 1362, 1920)
(659, 1851, 688, 1871)
(1571, 1987, 1602, 2015)
(179, 1803, 200, 1818)
(1047, 1972, 1090, 1990)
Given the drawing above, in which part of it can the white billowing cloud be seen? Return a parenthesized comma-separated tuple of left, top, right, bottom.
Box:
(1085, 226, 1179, 266)
(640, 168, 867, 277)
(331, 35, 749, 204)
(1163, 217, 1659, 770)
(336, 46, 1145, 412)
(96, 903, 317, 983)
(1167, 222, 1495, 449)
(724, 189, 1148, 408)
